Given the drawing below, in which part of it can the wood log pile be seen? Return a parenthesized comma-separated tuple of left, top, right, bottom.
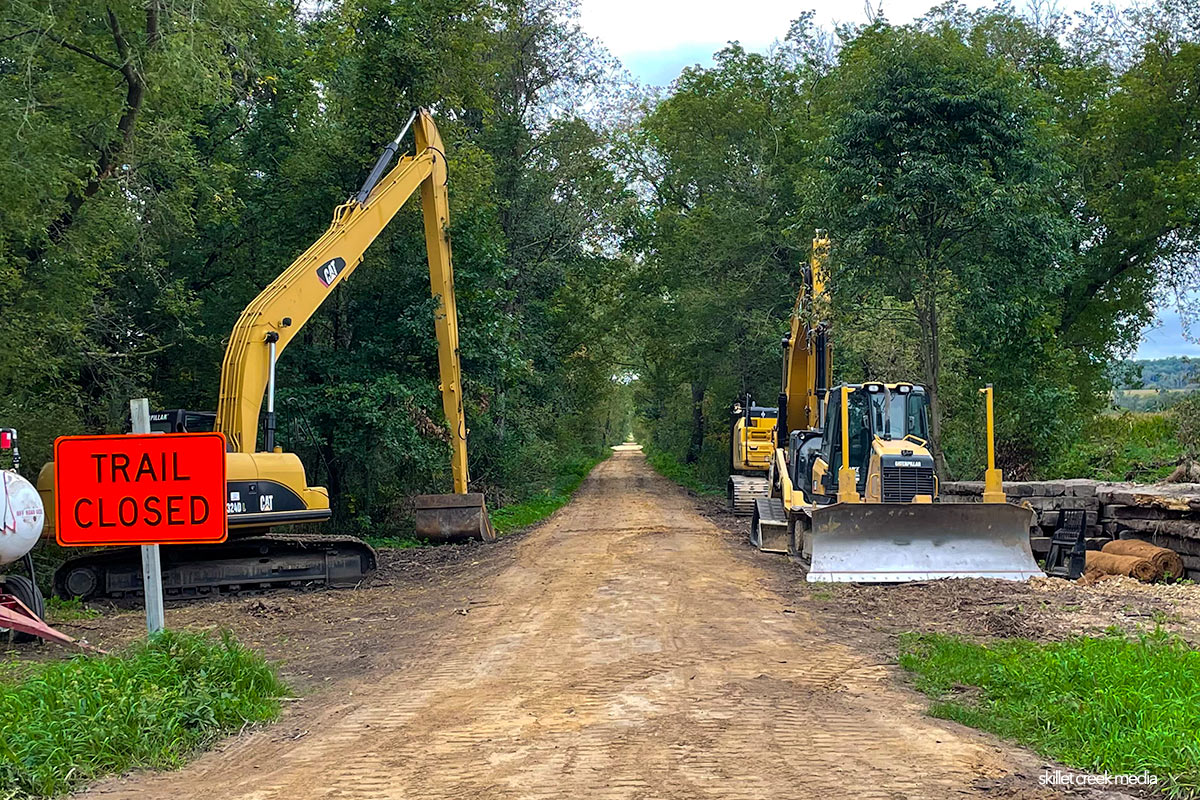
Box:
(941, 480, 1200, 581)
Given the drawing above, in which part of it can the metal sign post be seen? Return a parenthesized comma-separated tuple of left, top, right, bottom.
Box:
(130, 399, 165, 635)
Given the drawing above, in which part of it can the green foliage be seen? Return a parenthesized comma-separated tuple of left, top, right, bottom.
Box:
(642, 445, 724, 497)
(1, 0, 633, 532)
(1121, 358, 1199, 390)
(490, 452, 605, 533)
(44, 596, 101, 622)
(627, 2, 1200, 481)
(811, 23, 1073, 476)
(1113, 388, 1194, 413)
(900, 631, 1200, 796)
(1173, 393, 1200, 462)
(0, 631, 286, 798)
(623, 41, 813, 480)
(1044, 411, 1183, 482)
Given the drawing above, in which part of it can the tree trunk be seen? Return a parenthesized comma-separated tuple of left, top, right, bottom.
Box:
(21, 7, 150, 268)
(686, 380, 705, 464)
(916, 290, 949, 478)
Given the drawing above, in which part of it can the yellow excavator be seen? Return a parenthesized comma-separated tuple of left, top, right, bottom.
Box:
(751, 232, 1041, 582)
(38, 109, 493, 599)
(727, 396, 775, 515)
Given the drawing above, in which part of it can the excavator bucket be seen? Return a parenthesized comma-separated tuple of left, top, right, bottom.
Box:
(414, 493, 495, 544)
(807, 502, 1042, 583)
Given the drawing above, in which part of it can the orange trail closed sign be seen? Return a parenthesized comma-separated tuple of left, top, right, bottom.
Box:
(54, 433, 228, 546)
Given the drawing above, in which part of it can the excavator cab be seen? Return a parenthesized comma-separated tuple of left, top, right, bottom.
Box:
(149, 410, 217, 434)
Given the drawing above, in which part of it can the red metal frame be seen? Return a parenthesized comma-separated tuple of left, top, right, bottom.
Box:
(0, 594, 99, 650)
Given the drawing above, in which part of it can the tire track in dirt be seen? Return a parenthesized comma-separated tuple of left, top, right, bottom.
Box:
(79, 445, 1062, 799)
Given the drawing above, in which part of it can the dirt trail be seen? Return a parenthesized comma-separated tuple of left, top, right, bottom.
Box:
(80, 446, 1061, 800)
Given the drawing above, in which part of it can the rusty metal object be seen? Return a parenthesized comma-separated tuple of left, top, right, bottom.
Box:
(0, 594, 102, 651)
(414, 493, 494, 543)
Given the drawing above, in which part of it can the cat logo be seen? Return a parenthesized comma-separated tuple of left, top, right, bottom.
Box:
(316, 257, 347, 287)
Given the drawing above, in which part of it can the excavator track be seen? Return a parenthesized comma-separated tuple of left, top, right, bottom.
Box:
(53, 533, 377, 601)
(727, 475, 769, 516)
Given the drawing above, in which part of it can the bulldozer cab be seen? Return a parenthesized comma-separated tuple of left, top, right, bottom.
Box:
(817, 384, 931, 496)
(807, 382, 1042, 582)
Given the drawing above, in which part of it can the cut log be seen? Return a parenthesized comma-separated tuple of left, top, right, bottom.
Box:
(1097, 484, 1200, 512)
(1101, 540, 1185, 580)
(1084, 551, 1160, 582)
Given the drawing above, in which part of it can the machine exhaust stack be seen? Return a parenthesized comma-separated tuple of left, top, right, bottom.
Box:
(836, 385, 860, 505)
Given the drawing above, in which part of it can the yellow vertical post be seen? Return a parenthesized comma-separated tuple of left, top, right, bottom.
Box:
(804, 232, 830, 430)
(980, 384, 1005, 503)
(837, 386, 860, 504)
(416, 114, 469, 494)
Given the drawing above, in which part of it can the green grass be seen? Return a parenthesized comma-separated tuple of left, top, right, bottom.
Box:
(490, 454, 604, 534)
(1046, 411, 1183, 482)
(900, 631, 1200, 796)
(643, 447, 725, 496)
(44, 596, 101, 621)
(0, 630, 287, 798)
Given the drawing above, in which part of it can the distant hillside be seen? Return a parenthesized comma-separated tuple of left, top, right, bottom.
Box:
(1112, 357, 1196, 411)
(1117, 357, 1198, 390)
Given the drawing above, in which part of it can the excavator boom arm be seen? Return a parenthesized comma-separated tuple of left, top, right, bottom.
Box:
(779, 232, 833, 443)
(215, 111, 469, 492)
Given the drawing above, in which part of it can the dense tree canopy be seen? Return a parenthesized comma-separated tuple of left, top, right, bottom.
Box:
(2, 0, 1199, 529)
(1, 0, 634, 532)
(630, 1, 1200, 484)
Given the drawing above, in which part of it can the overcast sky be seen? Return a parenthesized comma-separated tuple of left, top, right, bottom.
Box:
(575, 0, 1200, 359)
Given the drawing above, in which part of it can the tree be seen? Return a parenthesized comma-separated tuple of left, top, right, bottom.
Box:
(626, 44, 812, 472)
(810, 24, 1070, 475)
(0, 0, 298, 459)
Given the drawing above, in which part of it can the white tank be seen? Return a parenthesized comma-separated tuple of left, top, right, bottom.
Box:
(0, 471, 44, 566)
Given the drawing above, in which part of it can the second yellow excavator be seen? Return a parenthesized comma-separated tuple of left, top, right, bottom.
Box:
(727, 396, 776, 515)
(38, 110, 493, 599)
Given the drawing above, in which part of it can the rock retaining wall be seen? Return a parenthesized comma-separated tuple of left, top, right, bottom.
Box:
(941, 480, 1200, 580)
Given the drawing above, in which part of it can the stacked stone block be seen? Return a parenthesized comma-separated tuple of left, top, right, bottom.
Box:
(940, 479, 1200, 579)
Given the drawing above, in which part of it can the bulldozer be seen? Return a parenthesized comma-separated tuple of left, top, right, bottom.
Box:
(726, 397, 776, 515)
(750, 233, 1041, 582)
(37, 109, 493, 600)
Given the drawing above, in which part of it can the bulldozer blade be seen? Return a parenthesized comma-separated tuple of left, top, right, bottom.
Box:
(807, 502, 1042, 583)
(414, 493, 496, 544)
